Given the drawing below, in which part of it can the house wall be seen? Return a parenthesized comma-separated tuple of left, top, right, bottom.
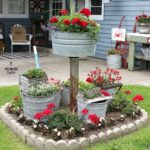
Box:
(0, 0, 49, 52)
(80, 0, 150, 59)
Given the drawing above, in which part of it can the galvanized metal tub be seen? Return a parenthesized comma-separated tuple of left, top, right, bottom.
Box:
(51, 31, 96, 57)
(61, 87, 70, 106)
(107, 55, 121, 69)
(19, 75, 47, 94)
(77, 93, 112, 122)
(22, 91, 61, 120)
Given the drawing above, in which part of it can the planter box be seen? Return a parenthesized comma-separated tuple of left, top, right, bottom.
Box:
(61, 87, 70, 106)
(77, 93, 113, 122)
(19, 75, 47, 94)
(107, 54, 121, 69)
(21, 91, 61, 120)
(138, 23, 150, 34)
(51, 31, 96, 57)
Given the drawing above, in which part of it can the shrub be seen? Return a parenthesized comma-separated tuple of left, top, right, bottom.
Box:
(23, 68, 47, 79)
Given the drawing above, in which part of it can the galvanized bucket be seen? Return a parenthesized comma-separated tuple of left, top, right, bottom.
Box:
(22, 91, 61, 120)
(61, 87, 70, 106)
(19, 75, 47, 94)
(51, 31, 96, 57)
(77, 94, 112, 122)
(107, 55, 121, 69)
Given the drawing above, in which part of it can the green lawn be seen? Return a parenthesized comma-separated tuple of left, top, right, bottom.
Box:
(0, 85, 150, 150)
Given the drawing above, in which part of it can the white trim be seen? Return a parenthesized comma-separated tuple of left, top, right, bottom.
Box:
(85, 0, 104, 21)
(0, 0, 29, 18)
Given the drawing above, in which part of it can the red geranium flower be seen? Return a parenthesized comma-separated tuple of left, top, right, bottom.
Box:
(14, 96, 19, 101)
(132, 94, 144, 103)
(116, 76, 122, 81)
(88, 114, 100, 125)
(47, 103, 56, 109)
(81, 108, 88, 115)
(59, 9, 69, 15)
(34, 112, 43, 120)
(80, 20, 88, 27)
(72, 18, 81, 25)
(124, 90, 132, 95)
(42, 109, 53, 116)
(86, 77, 93, 83)
(80, 8, 91, 17)
(100, 89, 111, 96)
(63, 19, 71, 26)
(50, 17, 58, 23)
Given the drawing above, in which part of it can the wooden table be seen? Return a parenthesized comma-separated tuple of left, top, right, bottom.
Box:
(127, 33, 150, 71)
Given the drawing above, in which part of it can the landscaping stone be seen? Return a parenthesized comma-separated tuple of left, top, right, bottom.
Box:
(67, 139, 80, 150)
(89, 134, 99, 145)
(35, 137, 46, 150)
(56, 140, 68, 150)
(112, 127, 121, 138)
(127, 123, 136, 133)
(98, 132, 106, 142)
(105, 129, 114, 139)
(120, 125, 128, 135)
(26, 134, 37, 147)
(134, 119, 144, 129)
(79, 137, 89, 149)
(44, 139, 56, 150)
(20, 129, 30, 142)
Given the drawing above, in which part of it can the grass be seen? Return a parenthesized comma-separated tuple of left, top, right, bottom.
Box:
(0, 85, 150, 150)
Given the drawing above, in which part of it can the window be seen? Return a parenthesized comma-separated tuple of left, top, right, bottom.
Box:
(85, 0, 104, 20)
(0, 0, 29, 18)
(0, 0, 2, 14)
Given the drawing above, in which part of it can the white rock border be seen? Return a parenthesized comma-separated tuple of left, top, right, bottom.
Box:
(0, 103, 148, 150)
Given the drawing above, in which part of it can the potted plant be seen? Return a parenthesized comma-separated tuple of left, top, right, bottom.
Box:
(86, 67, 122, 95)
(19, 68, 47, 94)
(136, 13, 150, 34)
(22, 83, 61, 120)
(77, 82, 112, 122)
(107, 48, 121, 69)
(42, 0, 100, 57)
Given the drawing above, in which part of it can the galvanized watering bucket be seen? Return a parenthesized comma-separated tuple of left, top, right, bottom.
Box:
(61, 87, 70, 106)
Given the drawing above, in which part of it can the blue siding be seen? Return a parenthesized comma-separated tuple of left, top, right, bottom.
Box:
(95, 0, 150, 59)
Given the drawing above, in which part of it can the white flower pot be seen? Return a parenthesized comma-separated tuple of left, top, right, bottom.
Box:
(51, 31, 96, 57)
(107, 54, 121, 69)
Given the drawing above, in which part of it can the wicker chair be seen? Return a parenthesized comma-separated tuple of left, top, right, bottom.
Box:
(9, 24, 32, 53)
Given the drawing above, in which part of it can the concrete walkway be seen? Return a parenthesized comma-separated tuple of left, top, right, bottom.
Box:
(0, 54, 150, 86)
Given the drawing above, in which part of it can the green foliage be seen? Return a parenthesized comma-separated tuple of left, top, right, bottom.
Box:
(11, 96, 23, 109)
(79, 82, 101, 99)
(46, 110, 82, 132)
(107, 48, 120, 55)
(108, 90, 140, 117)
(53, 13, 100, 40)
(28, 83, 60, 97)
(23, 68, 47, 79)
(63, 80, 70, 88)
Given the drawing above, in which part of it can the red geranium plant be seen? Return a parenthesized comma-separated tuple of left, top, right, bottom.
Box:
(86, 67, 122, 87)
(42, 0, 100, 40)
(135, 12, 150, 24)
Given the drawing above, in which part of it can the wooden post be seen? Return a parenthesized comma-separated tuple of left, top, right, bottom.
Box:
(128, 41, 135, 71)
(70, 57, 79, 112)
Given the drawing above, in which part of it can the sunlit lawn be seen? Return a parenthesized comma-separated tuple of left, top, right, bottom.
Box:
(0, 85, 149, 150)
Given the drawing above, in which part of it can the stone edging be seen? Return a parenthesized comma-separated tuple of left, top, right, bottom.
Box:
(0, 103, 148, 150)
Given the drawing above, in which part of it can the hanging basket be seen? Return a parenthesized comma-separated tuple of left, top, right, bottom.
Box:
(51, 31, 96, 57)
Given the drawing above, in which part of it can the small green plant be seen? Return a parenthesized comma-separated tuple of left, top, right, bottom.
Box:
(79, 82, 102, 99)
(23, 68, 47, 79)
(11, 96, 22, 109)
(136, 13, 150, 24)
(63, 80, 70, 88)
(28, 83, 60, 97)
(107, 48, 120, 55)
(108, 90, 142, 117)
(46, 110, 82, 132)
